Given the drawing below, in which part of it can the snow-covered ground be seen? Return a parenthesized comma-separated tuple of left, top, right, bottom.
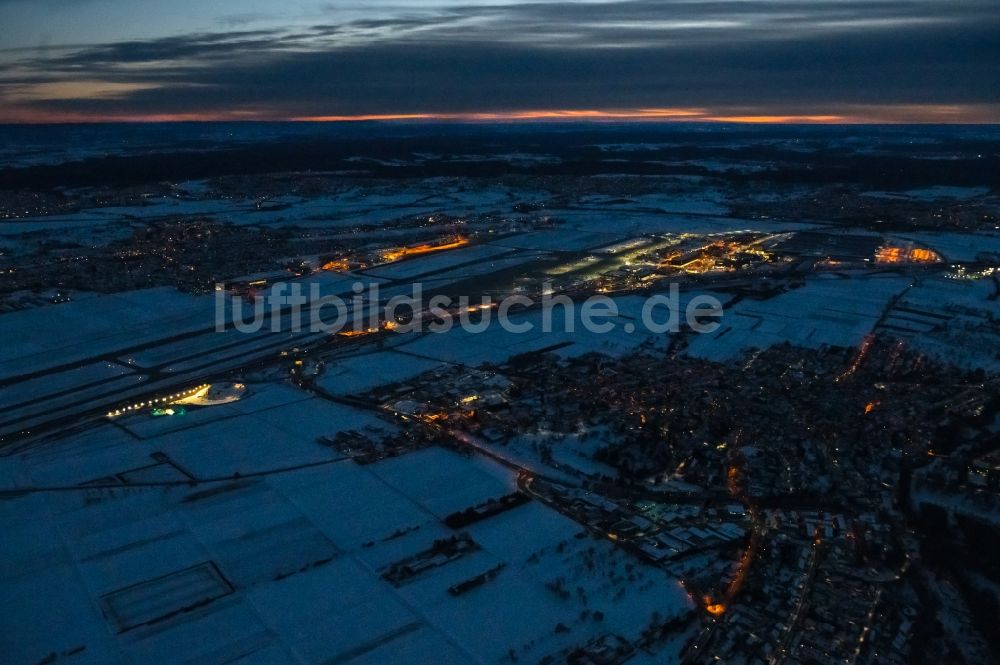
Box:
(317, 350, 444, 396)
(685, 274, 912, 361)
(892, 231, 1000, 261)
(552, 209, 816, 236)
(2, 167, 996, 663)
(879, 276, 1000, 372)
(0, 287, 215, 380)
(0, 378, 691, 664)
(380, 298, 674, 368)
(365, 244, 516, 281)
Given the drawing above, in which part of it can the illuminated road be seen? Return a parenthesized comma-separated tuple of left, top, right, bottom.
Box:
(768, 539, 822, 665)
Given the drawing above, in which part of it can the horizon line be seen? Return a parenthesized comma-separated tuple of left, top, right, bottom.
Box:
(2, 106, 999, 126)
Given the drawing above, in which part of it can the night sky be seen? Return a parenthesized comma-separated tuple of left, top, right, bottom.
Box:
(0, 0, 998, 123)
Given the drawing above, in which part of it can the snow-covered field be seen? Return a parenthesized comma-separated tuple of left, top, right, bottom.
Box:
(0, 288, 215, 380)
(552, 209, 818, 236)
(364, 244, 515, 280)
(892, 231, 1000, 261)
(0, 379, 691, 664)
(685, 274, 912, 361)
(2, 164, 997, 663)
(317, 350, 444, 396)
(383, 298, 671, 368)
(488, 228, 618, 252)
(0, 361, 133, 410)
(879, 276, 1000, 372)
(863, 186, 992, 201)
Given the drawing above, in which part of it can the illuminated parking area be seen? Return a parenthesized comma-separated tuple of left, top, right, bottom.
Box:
(104, 382, 247, 418)
(173, 382, 247, 406)
(105, 384, 210, 418)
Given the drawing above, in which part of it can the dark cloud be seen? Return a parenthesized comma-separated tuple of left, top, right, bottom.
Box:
(25, 30, 286, 68)
(2, 0, 998, 120)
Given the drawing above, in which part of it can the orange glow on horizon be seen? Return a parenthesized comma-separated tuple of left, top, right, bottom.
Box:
(705, 115, 844, 124)
(2, 104, 997, 125)
(295, 108, 858, 124)
(461, 108, 707, 121)
(296, 108, 708, 122)
(293, 113, 441, 122)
